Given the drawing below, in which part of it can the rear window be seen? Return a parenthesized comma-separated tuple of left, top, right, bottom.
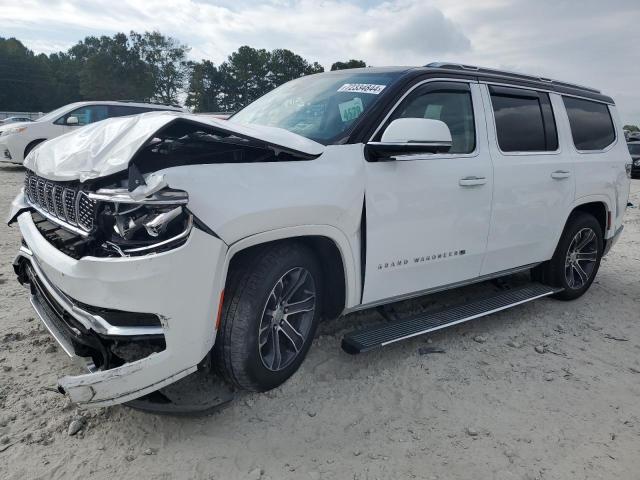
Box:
(489, 86, 558, 152)
(563, 97, 615, 151)
(109, 106, 159, 117)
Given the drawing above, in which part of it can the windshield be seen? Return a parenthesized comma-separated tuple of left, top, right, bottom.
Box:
(230, 71, 403, 144)
(38, 104, 81, 123)
(628, 143, 640, 155)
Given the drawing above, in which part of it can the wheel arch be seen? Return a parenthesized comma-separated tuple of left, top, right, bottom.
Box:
(567, 197, 611, 238)
(24, 138, 47, 158)
(222, 226, 361, 318)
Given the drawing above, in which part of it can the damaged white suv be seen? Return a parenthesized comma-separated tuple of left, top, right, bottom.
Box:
(9, 64, 631, 408)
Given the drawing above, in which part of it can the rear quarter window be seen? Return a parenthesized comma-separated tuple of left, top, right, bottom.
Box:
(562, 97, 615, 151)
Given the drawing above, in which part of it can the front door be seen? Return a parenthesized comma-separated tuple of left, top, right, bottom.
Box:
(362, 81, 493, 305)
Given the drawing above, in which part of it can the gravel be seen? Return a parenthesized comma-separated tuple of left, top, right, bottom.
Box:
(1, 167, 639, 479)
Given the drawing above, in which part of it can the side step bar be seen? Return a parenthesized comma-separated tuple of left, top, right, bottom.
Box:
(341, 283, 561, 354)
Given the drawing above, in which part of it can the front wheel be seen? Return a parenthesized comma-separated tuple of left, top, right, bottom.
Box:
(534, 212, 603, 301)
(213, 242, 323, 391)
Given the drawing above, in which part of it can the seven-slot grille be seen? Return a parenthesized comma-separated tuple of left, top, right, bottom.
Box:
(24, 170, 97, 232)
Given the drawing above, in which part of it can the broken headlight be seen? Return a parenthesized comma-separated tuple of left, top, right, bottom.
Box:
(91, 188, 193, 256)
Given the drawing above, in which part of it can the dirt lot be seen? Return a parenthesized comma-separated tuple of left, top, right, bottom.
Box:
(0, 165, 638, 480)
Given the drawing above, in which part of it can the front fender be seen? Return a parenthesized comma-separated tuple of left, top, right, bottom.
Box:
(224, 225, 362, 310)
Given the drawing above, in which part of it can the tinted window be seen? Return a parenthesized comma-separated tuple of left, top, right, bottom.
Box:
(109, 106, 140, 117)
(490, 86, 558, 152)
(563, 97, 615, 150)
(383, 83, 475, 154)
(55, 105, 109, 126)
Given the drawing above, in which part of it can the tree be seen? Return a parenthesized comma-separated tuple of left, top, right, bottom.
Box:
(69, 33, 153, 101)
(185, 60, 224, 112)
(623, 124, 639, 132)
(132, 31, 190, 105)
(331, 59, 366, 71)
(0, 38, 54, 111)
(193, 46, 325, 112)
(268, 48, 323, 86)
(0, 34, 328, 114)
(218, 46, 272, 111)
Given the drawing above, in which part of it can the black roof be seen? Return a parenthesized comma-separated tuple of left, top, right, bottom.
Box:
(333, 63, 614, 104)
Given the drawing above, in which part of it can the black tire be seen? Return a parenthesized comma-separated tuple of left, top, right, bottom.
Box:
(533, 212, 603, 301)
(24, 139, 45, 159)
(213, 242, 323, 391)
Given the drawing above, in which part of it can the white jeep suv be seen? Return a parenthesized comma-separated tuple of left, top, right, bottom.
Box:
(8, 63, 632, 408)
(0, 101, 182, 165)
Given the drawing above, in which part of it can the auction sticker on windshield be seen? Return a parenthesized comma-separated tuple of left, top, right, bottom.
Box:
(337, 83, 386, 94)
(338, 97, 364, 122)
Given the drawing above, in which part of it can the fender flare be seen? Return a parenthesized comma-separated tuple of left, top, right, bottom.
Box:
(568, 194, 613, 237)
(221, 225, 361, 310)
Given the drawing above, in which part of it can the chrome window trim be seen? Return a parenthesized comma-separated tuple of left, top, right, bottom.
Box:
(368, 77, 480, 160)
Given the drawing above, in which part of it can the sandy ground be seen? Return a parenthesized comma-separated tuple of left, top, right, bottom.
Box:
(0, 165, 638, 480)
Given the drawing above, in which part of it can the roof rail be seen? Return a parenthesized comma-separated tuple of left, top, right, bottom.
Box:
(116, 99, 183, 108)
(425, 62, 601, 94)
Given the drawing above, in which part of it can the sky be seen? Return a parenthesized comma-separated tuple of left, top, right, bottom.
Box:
(1, 0, 639, 125)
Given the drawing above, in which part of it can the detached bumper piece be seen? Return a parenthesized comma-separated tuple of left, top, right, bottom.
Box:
(14, 249, 165, 371)
(342, 283, 562, 354)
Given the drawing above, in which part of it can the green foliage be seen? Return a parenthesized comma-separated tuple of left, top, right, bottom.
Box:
(0, 37, 62, 111)
(132, 31, 190, 105)
(0, 34, 351, 114)
(187, 46, 325, 113)
(623, 124, 639, 132)
(185, 60, 224, 112)
(331, 59, 366, 71)
(69, 33, 154, 101)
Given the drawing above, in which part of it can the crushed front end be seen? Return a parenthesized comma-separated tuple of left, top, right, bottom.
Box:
(9, 176, 228, 407)
(8, 111, 323, 407)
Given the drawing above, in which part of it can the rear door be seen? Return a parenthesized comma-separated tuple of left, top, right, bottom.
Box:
(362, 81, 493, 304)
(479, 85, 575, 275)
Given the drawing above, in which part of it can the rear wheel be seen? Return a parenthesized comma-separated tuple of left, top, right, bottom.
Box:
(214, 242, 322, 391)
(534, 212, 603, 301)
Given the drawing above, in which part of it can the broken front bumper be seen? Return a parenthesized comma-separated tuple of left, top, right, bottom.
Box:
(14, 209, 228, 407)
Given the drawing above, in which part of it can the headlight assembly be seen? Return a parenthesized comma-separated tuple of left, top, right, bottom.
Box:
(1, 126, 27, 136)
(89, 188, 193, 256)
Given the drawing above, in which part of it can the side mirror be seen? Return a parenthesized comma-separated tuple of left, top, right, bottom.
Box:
(66, 116, 79, 126)
(367, 118, 452, 160)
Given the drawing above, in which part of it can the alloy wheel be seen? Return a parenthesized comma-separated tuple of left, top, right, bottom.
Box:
(564, 227, 598, 289)
(258, 267, 317, 371)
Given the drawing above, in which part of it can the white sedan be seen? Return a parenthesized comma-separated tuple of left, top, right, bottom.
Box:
(0, 101, 182, 165)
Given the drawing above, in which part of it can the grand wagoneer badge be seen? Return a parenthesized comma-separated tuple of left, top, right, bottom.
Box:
(378, 250, 466, 270)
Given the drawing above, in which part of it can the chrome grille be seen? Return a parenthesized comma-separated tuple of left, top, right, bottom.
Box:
(77, 194, 97, 231)
(24, 170, 96, 233)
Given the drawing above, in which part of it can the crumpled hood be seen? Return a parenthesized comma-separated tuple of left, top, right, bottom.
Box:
(24, 111, 325, 182)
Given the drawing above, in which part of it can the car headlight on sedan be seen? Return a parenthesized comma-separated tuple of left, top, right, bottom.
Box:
(89, 188, 193, 256)
(0, 126, 28, 136)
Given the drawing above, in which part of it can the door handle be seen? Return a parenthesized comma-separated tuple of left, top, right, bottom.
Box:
(459, 176, 487, 186)
(551, 170, 571, 179)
